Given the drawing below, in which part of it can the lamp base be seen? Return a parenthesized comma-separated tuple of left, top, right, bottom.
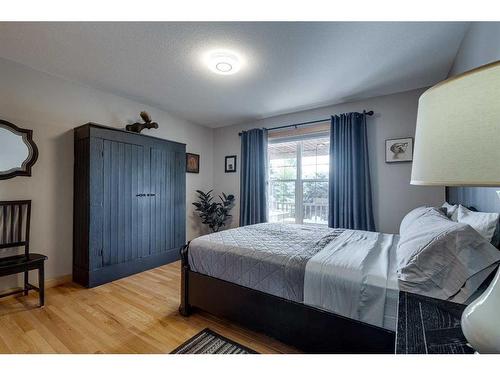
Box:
(461, 267, 500, 353)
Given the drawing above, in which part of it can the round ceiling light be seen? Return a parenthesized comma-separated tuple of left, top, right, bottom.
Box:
(216, 62, 233, 73)
(206, 50, 242, 75)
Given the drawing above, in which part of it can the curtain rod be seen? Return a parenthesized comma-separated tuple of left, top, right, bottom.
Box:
(238, 110, 374, 136)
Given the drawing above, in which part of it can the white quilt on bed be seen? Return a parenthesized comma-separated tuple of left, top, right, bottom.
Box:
(304, 230, 399, 330)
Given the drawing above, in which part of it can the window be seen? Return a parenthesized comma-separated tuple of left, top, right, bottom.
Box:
(268, 134, 329, 225)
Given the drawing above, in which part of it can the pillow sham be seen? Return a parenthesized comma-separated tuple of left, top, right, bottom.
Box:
(399, 206, 444, 237)
(456, 205, 500, 243)
(397, 207, 500, 303)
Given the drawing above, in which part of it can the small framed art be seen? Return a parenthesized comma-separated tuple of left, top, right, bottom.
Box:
(225, 155, 237, 173)
(186, 153, 200, 173)
(385, 137, 413, 163)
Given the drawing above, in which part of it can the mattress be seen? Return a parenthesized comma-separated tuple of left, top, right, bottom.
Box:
(188, 223, 399, 331)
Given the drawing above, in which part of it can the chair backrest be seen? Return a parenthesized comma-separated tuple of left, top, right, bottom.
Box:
(0, 200, 31, 257)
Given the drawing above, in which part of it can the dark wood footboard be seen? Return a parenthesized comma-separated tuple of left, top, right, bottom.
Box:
(179, 243, 395, 353)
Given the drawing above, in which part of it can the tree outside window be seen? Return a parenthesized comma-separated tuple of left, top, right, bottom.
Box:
(268, 135, 329, 225)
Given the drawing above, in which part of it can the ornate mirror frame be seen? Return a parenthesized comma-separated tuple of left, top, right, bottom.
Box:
(0, 119, 39, 180)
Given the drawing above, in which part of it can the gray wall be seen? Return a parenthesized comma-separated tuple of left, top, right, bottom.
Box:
(446, 22, 500, 211)
(213, 88, 445, 234)
(449, 22, 500, 76)
(0, 57, 214, 289)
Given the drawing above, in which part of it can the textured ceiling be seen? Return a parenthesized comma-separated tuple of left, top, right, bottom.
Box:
(0, 22, 469, 128)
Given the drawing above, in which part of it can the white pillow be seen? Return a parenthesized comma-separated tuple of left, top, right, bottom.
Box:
(442, 202, 458, 219)
(397, 207, 500, 303)
(399, 206, 434, 236)
(456, 205, 500, 242)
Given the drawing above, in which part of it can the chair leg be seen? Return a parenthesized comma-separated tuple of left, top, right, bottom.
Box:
(38, 263, 45, 307)
(24, 269, 29, 296)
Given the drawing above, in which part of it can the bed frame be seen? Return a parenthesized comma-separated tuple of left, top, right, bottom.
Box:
(179, 244, 395, 353)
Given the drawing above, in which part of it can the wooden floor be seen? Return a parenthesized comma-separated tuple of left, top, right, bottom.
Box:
(0, 261, 299, 354)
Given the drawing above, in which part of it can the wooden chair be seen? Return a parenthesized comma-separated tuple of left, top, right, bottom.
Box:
(0, 200, 47, 307)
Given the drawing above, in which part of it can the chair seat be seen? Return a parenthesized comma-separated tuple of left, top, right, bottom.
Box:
(0, 253, 47, 270)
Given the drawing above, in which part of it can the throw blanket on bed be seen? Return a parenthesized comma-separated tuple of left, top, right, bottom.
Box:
(189, 223, 344, 302)
(188, 223, 398, 330)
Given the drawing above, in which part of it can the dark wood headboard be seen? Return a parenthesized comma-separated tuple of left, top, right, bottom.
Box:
(446, 187, 500, 213)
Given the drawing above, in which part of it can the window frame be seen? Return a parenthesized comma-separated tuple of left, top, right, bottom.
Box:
(268, 131, 330, 225)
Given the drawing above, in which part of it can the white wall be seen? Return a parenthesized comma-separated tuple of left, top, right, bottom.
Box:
(449, 22, 500, 76)
(0, 57, 213, 289)
(213, 88, 445, 234)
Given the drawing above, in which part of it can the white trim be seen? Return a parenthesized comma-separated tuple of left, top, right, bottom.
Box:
(268, 131, 330, 144)
(268, 134, 329, 225)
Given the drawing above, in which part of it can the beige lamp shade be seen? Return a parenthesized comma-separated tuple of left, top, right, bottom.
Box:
(411, 60, 500, 186)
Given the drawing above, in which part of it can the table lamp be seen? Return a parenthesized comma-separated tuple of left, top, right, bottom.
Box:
(411, 60, 500, 353)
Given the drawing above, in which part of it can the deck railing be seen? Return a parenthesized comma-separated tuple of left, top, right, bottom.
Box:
(269, 201, 328, 224)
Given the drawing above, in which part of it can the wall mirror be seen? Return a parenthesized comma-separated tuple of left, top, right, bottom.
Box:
(0, 119, 38, 180)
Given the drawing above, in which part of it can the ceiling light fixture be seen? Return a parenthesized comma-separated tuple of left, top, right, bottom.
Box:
(205, 50, 242, 75)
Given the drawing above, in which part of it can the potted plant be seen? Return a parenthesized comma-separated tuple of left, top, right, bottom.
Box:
(192, 190, 235, 232)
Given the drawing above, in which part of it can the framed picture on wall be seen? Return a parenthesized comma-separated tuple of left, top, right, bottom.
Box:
(385, 137, 413, 163)
(186, 153, 200, 173)
(225, 155, 237, 173)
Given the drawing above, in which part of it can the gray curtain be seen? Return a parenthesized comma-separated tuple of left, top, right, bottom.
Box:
(328, 112, 375, 231)
(240, 128, 268, 226)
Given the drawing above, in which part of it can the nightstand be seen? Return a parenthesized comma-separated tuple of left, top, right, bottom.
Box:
(396, 291, 475, 354)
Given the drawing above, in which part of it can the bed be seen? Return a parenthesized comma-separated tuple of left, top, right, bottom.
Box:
(180, 223, 400, 353)
(179, 200, 500, 353)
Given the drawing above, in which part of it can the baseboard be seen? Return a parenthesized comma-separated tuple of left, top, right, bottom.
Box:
(46, 274, 72, 288)
(0, 274, 72, 299)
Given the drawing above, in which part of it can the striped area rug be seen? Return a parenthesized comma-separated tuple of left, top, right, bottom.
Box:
(171, 328, 258, 354)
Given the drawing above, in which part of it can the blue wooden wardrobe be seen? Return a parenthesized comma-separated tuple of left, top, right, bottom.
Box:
(73, 123, 186, 287)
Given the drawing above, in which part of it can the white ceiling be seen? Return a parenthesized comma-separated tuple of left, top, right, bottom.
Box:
(0, 22, 469, 128)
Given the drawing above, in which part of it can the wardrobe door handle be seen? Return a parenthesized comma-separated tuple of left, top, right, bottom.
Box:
(147, 193, 156, 197)
(136, 193, 146, 197)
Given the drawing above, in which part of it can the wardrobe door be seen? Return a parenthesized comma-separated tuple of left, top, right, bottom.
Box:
(102, 138, 149, 266)
(173, 148, 186, 248)
(149, 145, 174, 254)
(89, 137, 104, 271)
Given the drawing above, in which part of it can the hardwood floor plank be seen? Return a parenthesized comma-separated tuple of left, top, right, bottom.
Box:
(0, 261, 298, 353)
(0, 332, 11, 352)
(26, 330, 57, 354)
(23, 312, 72, 353)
